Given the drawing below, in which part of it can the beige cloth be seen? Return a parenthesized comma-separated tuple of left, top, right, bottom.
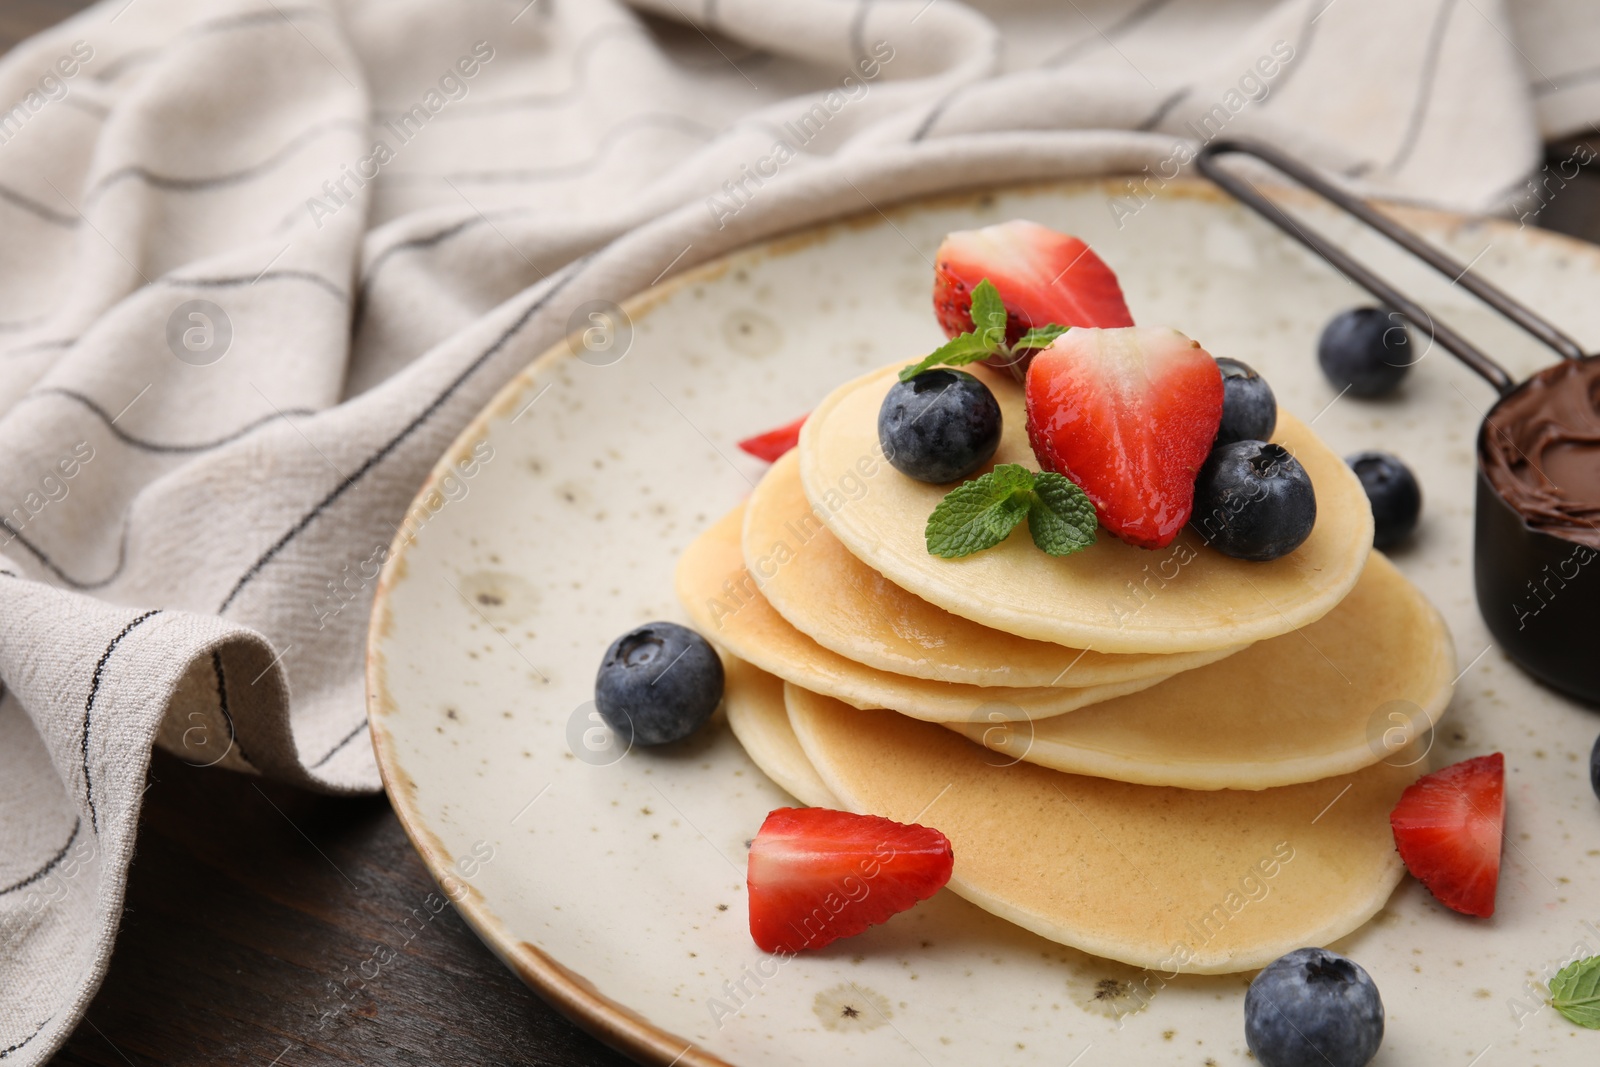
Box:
(1, 0, 1595, 1060)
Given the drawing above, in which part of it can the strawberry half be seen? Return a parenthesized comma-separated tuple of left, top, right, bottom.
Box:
(1389, 753, 1505, 918)
(747, 807, 953, 953)
(934, 220, 1134, 378)
(1025, 327, 1223, 549)
(738, 413, 808, 463)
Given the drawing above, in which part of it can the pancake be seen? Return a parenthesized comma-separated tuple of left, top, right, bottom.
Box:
(721, 654, 838, 807)
(786, 683, 1420, 974)
(677, 503, 1173, 721)
(797, 362, 1374, 654)
(745, 448, 1246, 687)
(949, 551, 1456, 789)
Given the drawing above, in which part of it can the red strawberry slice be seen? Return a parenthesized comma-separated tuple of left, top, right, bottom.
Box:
(1025, 327, 1223, 549)
(934, 220, 1134, 377)
(747, 807, 953, 953)
(1389, 753, 1505, 918)
(738, 413, 808, 462)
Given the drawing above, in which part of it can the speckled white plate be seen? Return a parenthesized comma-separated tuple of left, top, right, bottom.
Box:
(367, 180, 1600, 1066)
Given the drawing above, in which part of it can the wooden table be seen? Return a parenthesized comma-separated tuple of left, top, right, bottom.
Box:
(52, 749, 633, 1067)
(12, 5, 1600, 1065)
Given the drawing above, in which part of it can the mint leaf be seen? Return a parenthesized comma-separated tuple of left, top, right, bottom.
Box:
(897, 331, 999, 381)
(969, 279, 1008, 346)
(1027, 472, 1097, 556)
(1552, 955, 1600, 1029)
(1013, 324, 1069, 352)
(925, 464, 1034, 558)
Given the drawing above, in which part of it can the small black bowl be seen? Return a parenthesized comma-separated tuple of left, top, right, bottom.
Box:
(1473, 360, 1600, 706)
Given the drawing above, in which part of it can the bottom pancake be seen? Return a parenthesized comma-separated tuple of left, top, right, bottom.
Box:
(786, 683, 1419, 974)
(721, 654, 837, 807)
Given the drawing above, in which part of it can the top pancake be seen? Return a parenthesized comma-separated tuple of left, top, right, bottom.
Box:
(745, 448, 1244, 687)
(798, 362, 1374, 654)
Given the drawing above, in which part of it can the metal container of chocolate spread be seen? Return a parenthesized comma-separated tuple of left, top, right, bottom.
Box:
(1198, 139, 1600, 706)
(1475, 358, 1600, 704)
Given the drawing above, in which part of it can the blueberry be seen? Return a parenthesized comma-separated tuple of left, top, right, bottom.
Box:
(594, 622, 722, 746)
(1347, 451, 1422, 549)
(1191, 440, 1317, 562)
(879, 369, 1002, 484)
(1245, 948, 1384, 1067)
(1590, 733, 1599, 803)
(1215, 357, 1277, 446)
(1317, 307, 1411, 397)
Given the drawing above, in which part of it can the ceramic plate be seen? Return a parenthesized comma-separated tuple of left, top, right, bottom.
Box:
(367, 179, 1600, 1065)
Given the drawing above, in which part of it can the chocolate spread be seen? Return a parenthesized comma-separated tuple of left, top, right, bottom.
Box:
(1480, 356, 1600, 548)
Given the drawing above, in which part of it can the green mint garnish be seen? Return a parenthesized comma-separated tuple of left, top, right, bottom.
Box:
(1026, 471, 1099, 556)
(1551, 955, 1600, 1029)
(898, 279, 1069, 381)
(925, 464, 1097, 559)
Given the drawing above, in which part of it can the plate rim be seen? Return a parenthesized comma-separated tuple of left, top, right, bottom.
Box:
(363, 175, 1600, 1066)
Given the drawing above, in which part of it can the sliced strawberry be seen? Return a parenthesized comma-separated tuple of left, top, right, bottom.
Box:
(1389, 753, 1505, 918)
(738, 413, 808, 463)
(747, 807, 953, 953)
(1025, 327, 1223, 549)
(934, 220, 1134, 378)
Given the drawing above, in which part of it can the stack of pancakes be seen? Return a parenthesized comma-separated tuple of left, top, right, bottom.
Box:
(676, 363, 1456, 975)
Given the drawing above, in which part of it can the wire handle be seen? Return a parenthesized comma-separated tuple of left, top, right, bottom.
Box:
(1195, 139, 1588, 397)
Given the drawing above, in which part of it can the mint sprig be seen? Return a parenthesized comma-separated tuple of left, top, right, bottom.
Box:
(925, 464, 1097, 559)
(899, 279, 1069, 381)
(1551, 955, 1600, 1029)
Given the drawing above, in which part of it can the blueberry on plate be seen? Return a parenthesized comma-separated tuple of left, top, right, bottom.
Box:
(1317, 307, 1411, 397)
(1590, 732, 1599, 802)
(1191, 440, 1317, 562)
(595, 622, 722, 746)
(1347, 450, 1422, 549)
(1214, 357, 1277, 446)
(879, 369, 1002, 484)
(1245, 947, 1384, 1067)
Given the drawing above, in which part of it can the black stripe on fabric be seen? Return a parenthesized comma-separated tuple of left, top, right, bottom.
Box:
(1136, 85, 1190, 131)
(1383, 0, 1457, 176)
(0, 818, 80, 896)
(0, 1015, 52, 1059)
(81, 610, 162, 831)
(218, 256, 592, 614)
(310, 716, 369, 768)
(1263, 0, 1329, 100)
(82, 117, 365, 205)
(1043, 0, 1176, 68)
(211, 650, 255, 768)
(376, 24, 641, 121)
(910, 87, 962, 143)
(4, 271, 346, 358)
(92, 5, 331, 83)
(391, 112, 716, 185)
(25, 387, 316, 455)
(0, 183, 78, 227)
(352, 215, 496, 334)
(165, 269, 349, 304)
(0, 516, 126, 590)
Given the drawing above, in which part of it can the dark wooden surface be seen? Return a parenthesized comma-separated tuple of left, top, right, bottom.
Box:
(13, 3, 1600, 1065)
(51, 750, 635, 1067)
